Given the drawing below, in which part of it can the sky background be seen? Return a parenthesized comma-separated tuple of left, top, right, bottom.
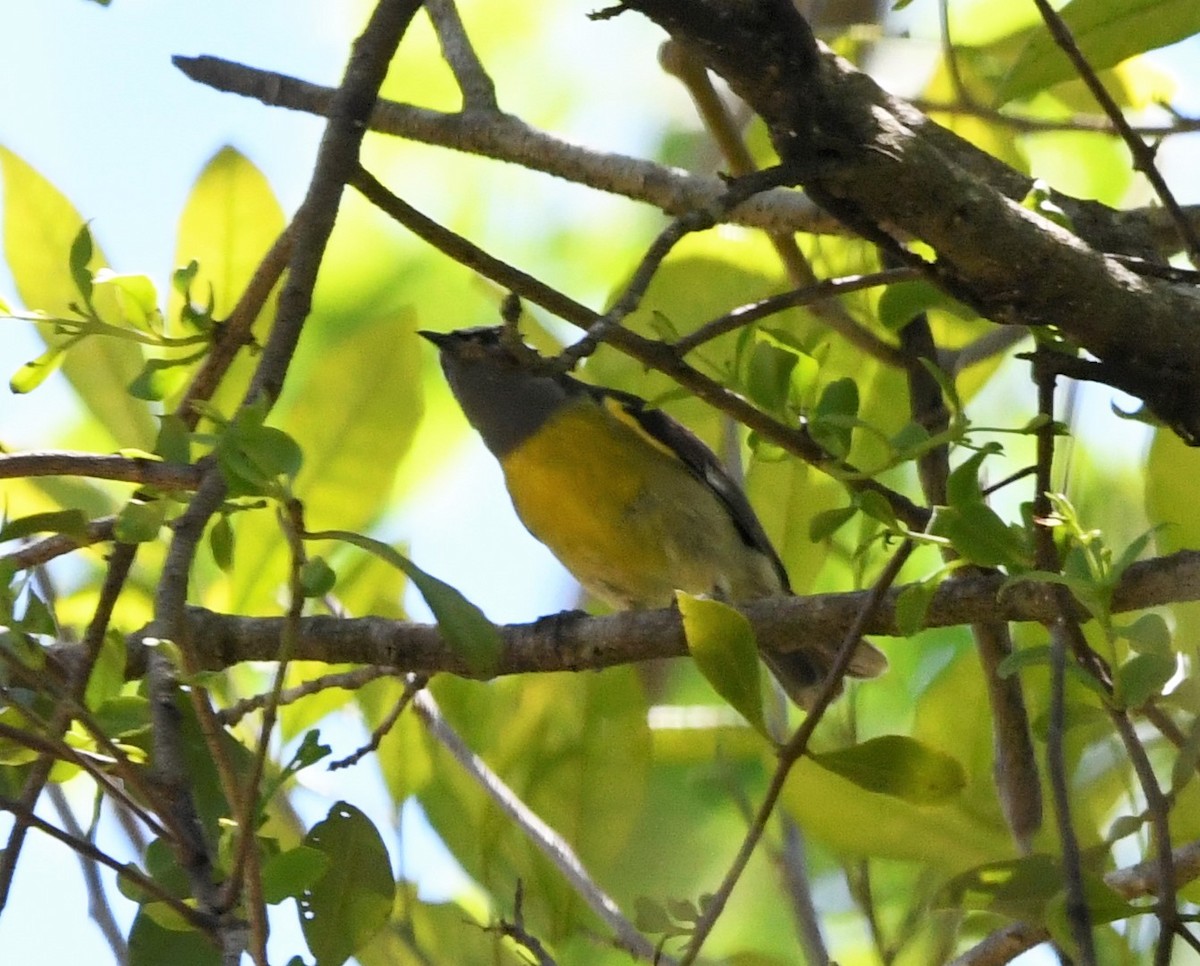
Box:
(2, 1, 1199, 963)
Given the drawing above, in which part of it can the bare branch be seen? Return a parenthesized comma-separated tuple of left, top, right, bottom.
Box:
(0, 450, 203, 488)
(111, 548, 1200, 681)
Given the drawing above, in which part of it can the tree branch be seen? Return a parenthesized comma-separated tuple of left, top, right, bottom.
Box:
(611, 0, 1200, 441)
(110, 549, 1200, 680)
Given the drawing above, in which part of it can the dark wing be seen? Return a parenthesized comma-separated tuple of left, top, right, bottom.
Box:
(592, 385, 792, 593)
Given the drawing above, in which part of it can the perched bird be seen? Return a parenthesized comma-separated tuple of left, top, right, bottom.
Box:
(420, 326, 885, 707)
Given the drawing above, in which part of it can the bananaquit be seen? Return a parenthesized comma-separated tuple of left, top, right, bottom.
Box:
(420, 326, 885, 707)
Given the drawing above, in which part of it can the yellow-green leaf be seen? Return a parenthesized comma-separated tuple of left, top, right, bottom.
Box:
(810, 734, 967, 804)
(677, 591, 768, 737)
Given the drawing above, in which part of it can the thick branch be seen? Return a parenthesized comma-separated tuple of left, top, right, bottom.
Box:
(113, 551, 1200, 679)
(616, 0, 1200, 441)
(172, 54, 835, 237)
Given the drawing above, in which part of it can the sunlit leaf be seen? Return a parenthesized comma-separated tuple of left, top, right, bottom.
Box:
(300, 801, 394, 966)
(677, 592, 768, 737)
(0, 147, 154, 447)
(810, 734, 967, 804)
(1001, 0, 1200, 103)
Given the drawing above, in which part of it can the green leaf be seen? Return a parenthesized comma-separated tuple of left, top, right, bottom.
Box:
(0, 509, 89, 542)
(9, 341, 70, 393)
(114, 499, 167, 543)
(929, 503, 1031, 569)
(93, 270, 160, 330)
(68, 222, 94, 305)
(299, 557, 336, 598)
(0, 147, 155, 447)
(209, 515, 234, 573)
(635, 896, 672, 933)
(745, 339, 797, 414)
(1001, 0, 1200, 103)
(808, 505, 857, 542)
(214, 401, 303, 496)
(305, 529, 502, 676)
(809, 377, 859, 458)
(676, 592, 768, 737)
(877, 279, 971, 332)
(261, 845, 330, 905)
(1113, 652, 1176, 709)
(300, 801, 395, 966)
(940, 854, 1063, 921)
(809, 734, 967, 804)
(895, 579, 938, 637)
(1118, 613, 1171, 656)
(128, 908, 219, 966)
(154, 415, 192, 465)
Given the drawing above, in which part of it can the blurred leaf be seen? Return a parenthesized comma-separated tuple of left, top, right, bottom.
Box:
(810, 734, 967, 804)
(93, 270, 159, 330)
(419, 670, 651, 941)
(1113, 652, 1176, 709)
(114, 498, 168, 543)
(808, 505, 856, 543)
(299, 556, 336, 598)
(1001, 0, 1200, 103)
(171, 146, 283, 324)
(0, 147, 155, 447)
(1118, 613, 1171, 656)
(128, 911, 219, 966)
(878, 280, 972, 332)
(227, 310, 422, 612)
(300, 801, 395, 966)
(929, 502, 1031, 569)
(677, 592, 768, 737)
(809, 377, 859, 459)
(261, 845, 330, 905)
(0, 509, 89, 542)
(744, 339, 797, 414)
(780, 754, 1012, 871)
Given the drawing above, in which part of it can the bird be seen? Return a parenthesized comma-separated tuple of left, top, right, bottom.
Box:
(419, 325, 886, 708)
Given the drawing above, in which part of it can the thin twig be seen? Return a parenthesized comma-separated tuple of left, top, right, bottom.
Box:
(0, 542, 137, 912)
(412, 689, 663, 962)
(557, 166, 798, 368)
(1030, 0, 1200, 266)
(674, 267, 916, 355)
(176, 224, 294, 430)
(0, 794, 214, 934)
(172, 54, 836, 238)
(951, 838, 1200, 966)
(329, 672, 427, 770)
(915, 98, 1200, 137)
(424, 0, 498, 111)
(218, 664, 395, 726)
(47, 785, 129, 962)
(679, 540, 914, 964)
(0, 517, 116, 571)
(1107, 704, 1179, 966)
(1030, 353, 1095, 963)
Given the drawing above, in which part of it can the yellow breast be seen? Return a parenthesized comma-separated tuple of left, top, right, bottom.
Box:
(498, 398, 781, 608)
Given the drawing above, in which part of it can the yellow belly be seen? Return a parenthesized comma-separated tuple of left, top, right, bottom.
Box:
(498, 400, 781, 608)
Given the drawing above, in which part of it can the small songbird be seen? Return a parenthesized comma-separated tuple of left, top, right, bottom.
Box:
(420, 326, 886, 708)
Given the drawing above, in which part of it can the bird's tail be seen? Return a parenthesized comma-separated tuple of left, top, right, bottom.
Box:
(761, 639, 887, 711)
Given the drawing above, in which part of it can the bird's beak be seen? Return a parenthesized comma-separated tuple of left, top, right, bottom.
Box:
(417, 329, 451, 348)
